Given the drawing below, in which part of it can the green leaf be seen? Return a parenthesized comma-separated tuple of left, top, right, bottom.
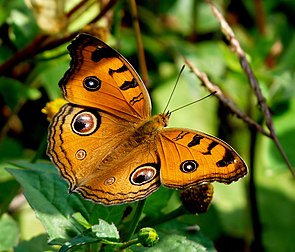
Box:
(0, 138, 24, 162)
(7, 161, 126, 244)
(133, 233, 210, 252)
(0, 77, 41, 110)
(8, 7, 38, 48)
(72, 212, 91, 229)
(155, 234, 208, 252)
(92, 219, 120, 240)
(36, 59, 70, 100)
(144, 187, 174, 218)
(0, 213, 19, 251)
(0, 179, 19, 218)
(14, 234, 57, 252)
(59, 219, 120, 252)
(58, 229, 100, 252)
(156, 220, 216, 252)
(133, 217, 215, 251)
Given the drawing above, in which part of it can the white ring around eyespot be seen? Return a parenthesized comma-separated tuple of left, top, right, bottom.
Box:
(75, 149, 87, 160)
(130, 165, 158, 186)
(71, 111, 99, 136)
(104, 177, 116, 185)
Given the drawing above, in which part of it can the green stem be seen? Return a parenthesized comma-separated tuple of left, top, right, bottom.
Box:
(249, 120, 264, 251)
(31, 134, 47, 163)
(101, 238, 138, 251)
(124, 199, 146, 241)
(136, 205, 187, 232)
(120, 239, 139, 250)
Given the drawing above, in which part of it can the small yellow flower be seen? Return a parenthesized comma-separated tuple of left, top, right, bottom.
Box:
(42, 98, 67, 121)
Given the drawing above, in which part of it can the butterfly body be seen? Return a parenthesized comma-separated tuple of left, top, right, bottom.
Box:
(47, 34, 247, 205)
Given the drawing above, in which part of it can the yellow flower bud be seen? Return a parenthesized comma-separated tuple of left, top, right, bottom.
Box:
(138, 227, 159, 247)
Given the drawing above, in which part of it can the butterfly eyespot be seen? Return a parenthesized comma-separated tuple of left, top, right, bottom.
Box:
(75, 149, 86, 160)
(71, 110, 101, 136)
(180, 160, 199, 173)
(83, 76, 101, 91)
(104, 177, 116, 185)
(130, 165, 158, 185)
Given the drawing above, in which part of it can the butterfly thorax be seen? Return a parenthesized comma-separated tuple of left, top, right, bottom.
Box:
(94, 113, 170, 167)
(132, 113, 170, 141)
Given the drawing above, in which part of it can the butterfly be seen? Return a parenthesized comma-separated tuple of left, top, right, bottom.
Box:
(47, 33, 247, 205)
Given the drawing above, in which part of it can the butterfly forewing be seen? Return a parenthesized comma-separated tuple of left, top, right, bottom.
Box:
(157, 128, 247, 189)
(59, 33, 151, 122)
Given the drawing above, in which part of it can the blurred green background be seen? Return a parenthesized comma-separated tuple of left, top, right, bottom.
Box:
(0, 0, 294, 251)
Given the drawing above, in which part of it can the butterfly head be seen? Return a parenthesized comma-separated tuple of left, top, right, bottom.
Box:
(157, 112, 170, 128)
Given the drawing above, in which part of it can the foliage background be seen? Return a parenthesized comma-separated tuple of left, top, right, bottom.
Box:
(0, 0, 294, 251)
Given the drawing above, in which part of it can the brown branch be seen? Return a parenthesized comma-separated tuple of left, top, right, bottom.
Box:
(0, 35, 49, 76)
(129, 0, 149, 86)
(254, 0, 266, 35)
(90, 0, 118, 24)
(67, 0, 90, 18)
(0, 0, 118, 78)
(206, 0, 294, 176)
(183, 57, 271, 138)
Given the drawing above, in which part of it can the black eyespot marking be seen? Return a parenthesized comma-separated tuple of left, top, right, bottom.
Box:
(120, 78, 138, 90)
(71, 110, 101, 136)
(109, 64, 128, 76)
(83, 76, 101, 91)
(91, 47, 117, 62)
(130, 164, 158, 185)
(180, 160, 199, 173)
(202, 141, 218, 155)
(216, 149, 235, 167)
(188, 134, 204, 147)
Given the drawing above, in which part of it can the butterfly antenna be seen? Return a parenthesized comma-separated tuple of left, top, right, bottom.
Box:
(169, 91, 217, 114)
(163, 65, 186, 114)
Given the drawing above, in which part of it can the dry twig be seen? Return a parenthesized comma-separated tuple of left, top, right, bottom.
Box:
(0, 0, 118, 77)
(129, 0, 149, 86)
(183, 57, 271, 138)
(195, 0, 294, 176)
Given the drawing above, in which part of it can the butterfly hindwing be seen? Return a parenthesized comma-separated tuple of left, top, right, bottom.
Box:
(47, 103, 160, 205)
(75, 142, 161, 205)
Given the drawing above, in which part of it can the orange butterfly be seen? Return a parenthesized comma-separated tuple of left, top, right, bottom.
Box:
(47, 34, 247, 205)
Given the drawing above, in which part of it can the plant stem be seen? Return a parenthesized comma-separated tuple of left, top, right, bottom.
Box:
(102, 238, 138, 247)
(249, 122, 264, 252)
(31, 135, 47, 163)
(124, 199, 146, 241)
(136, 205, 187, 232)
(119, 239, 139, 250)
